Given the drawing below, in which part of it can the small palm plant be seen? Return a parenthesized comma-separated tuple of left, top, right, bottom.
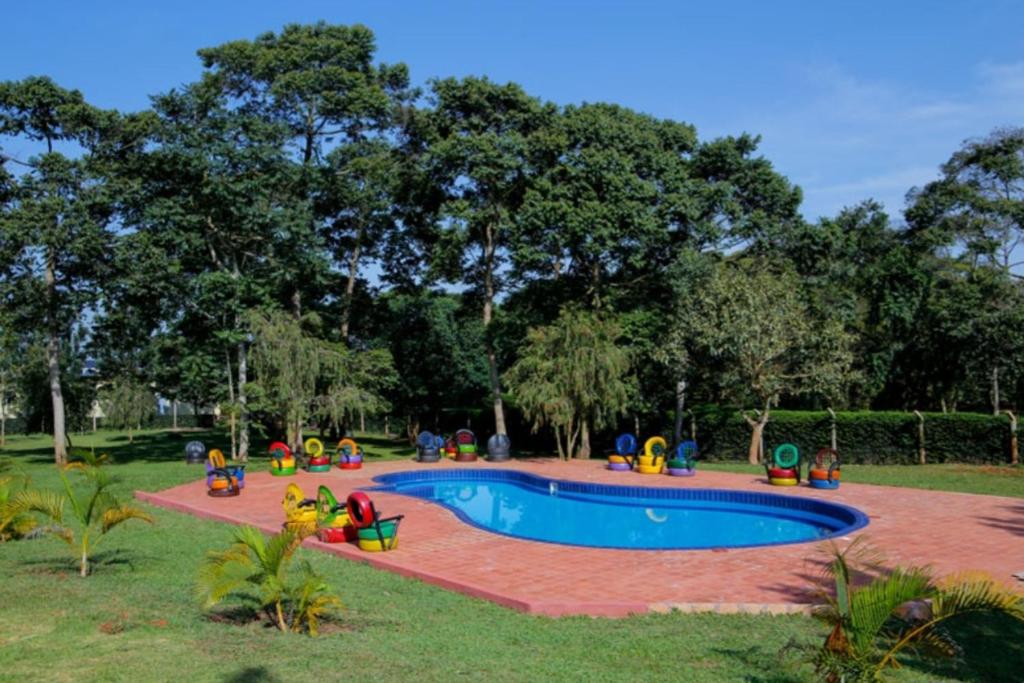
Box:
(197, 526, 342, 635)
(813, 537, 1024, 681)
(6, 456, 153, 576)
(0, 456, 36, 541)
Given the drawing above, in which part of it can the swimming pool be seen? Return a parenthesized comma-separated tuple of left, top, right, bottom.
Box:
(372, 469, 869, 550)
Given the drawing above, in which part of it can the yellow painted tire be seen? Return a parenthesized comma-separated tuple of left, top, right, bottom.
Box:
(304, 438, 324, 458)
(637, 464, 663, 475)
(358, 536, 399, 552)
(608, 455, 628, 464)
(644, 436, 667, 459)
(769, 477, 799, 486)
(208, 449, 226, 468)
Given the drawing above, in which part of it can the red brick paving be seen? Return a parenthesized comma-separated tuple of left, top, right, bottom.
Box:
(136, 459, 1024, 617)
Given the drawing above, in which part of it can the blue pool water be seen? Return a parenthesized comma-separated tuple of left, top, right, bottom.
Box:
(373, 469, 868, 550)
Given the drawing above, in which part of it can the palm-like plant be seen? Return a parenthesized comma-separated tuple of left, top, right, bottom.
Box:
(0, 457, 37, 541)
(197, 526, 342, 635)
(7, 462, 153, 576)
(814, 537, 1024, 681)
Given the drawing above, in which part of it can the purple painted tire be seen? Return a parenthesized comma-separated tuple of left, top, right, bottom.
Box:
(607, 462, 632, 471)
(666, 467, 695, 477)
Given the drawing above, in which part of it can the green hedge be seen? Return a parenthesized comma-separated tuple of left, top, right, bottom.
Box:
(691, 409, 1012, 465)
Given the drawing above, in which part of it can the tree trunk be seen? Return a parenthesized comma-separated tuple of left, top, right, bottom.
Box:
(384, 415, 390, 438)
(914, 410, 926, 464)
(673, 379, 687, 445)
(991, 366, 1000, 416)
(482, 222, 507, 435)
(577, 416, 591, 459)
(1006, 411, 1018, 465)
(225, 350, 237, 459)
(45, 253, 67, 465)
(237, 340, 249, 462)
(359, 407, 365, 433)
(744, 402, 770, 464)
(172, 400, 178, 430)
(340, 234, 363, 342)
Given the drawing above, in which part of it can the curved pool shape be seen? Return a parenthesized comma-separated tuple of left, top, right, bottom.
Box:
(372, 469, 869, 550)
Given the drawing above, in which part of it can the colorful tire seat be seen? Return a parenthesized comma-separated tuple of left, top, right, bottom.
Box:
(415, 431, 441, 462)
(346, 491, 403, 552)
(303, 437, 332, 472)
(808, 447, 841, 489)
(766, 443, 801, 486)
(444, 437, 457, 459)
(666, 440, 698, 476)
(185, 440, 206, 464)
(269, 442, 296, 476)
(206, 448, 243, 497)
(337, 438, 363, 470)
(315, 486, 356, 543)
(637, 436, 667, 474)
(454, 429, 478, 462)
(282, 483, 318, 537)
(486, 433, 511, 462)
(608, 433, 638, 470)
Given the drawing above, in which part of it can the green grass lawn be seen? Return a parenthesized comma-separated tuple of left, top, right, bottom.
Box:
(1, 429, 1021, 682)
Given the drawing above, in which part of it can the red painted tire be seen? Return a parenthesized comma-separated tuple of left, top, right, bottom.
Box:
(268, 441, 292, 459)
(317, 526, 357, 543)
(768, 467, 797, 479)
(346, 492, 374, 529)
(307, 456, 331, 467)
(339, 462, 362, 470)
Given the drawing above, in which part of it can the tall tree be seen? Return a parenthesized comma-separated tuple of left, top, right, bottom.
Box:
(417, 77, 555, 435)
(0, 77, 113, 463)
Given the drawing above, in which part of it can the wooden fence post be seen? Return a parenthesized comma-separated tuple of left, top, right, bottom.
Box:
(1004, 410, 1018, 465)
(913, 410, 926, 464)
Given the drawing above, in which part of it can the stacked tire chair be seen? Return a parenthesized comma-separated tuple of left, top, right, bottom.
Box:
(315, 485, 357, 542)
(808, 447, 841, 490)
(337, 438, 363, 470)
(346, 491, 403, 552)
(608, 433, 638, 471)
(415, 431, 442, 462)
(666, 440, 698, 477)
(269, 441, 297, 477)
(454, 429, 478, 462)
(185, 440, 206, 464)
(443, 436, 457, 459)
(485, 433, 512, 462)
(282, 483, 318, 537)
(637, 436, 667, 474)
(766, 443, 802, 486)
(305, 437, 332, 472)
(207, 448, 244, 497)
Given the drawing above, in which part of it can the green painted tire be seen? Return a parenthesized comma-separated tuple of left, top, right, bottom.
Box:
(357, 522, 398, 540)
(271, 466, 297, 476)
(307, 465, 331, 473)
(773, 443, 800, 469)
(457, 444, 477, 454)
(667, 459, 690, 470)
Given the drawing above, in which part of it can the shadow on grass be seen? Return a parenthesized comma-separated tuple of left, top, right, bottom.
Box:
(710, 642, 810, 683)
(19, 548, 149, 575)
(222, 667, 282, 683)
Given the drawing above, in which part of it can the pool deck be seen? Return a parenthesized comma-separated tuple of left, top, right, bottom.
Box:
(136, 458, 1024, 617)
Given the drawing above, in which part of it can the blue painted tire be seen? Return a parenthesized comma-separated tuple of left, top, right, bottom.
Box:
(809, 478, 840, 490)
(607, 462, 632, 471)
(666, 467, 695, 477)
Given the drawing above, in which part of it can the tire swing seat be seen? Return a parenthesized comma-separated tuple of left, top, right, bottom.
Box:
(269, 442, 297, 477)
(415, 431, 441, 463)
(315, 485, 357, 543)
(808, 447, 841, 490)
(185, 440, 206, 464)
(336, 438, 363, 470)
(206, 448, 244, 497)
(454, 429, 478, 462)
(766, 443, 801, 486)
(666, 440, 698, 477)
(608, 433, 637, 471)
(347, 492, 403, 552)
(637, 436, 667, 474)
(304, 437, 332, 472)
(282, 483, 318, 537)
(485, 433, 511, 462)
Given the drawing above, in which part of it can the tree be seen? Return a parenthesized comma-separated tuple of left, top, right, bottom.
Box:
(99, 375, 155, 443)
(907, 127, 1024, 276)
(7, 454, 153, 576)
(672, 262, 856, 463)
(197, 525, 341, 635)
(506, 308, 633, 460)
(417, 77, 555, 435)
(0, 77, 114, 464)
(197, 22, 411, 331)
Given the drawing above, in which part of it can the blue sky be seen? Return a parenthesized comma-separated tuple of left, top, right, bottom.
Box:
(4, 1, 1023, 221)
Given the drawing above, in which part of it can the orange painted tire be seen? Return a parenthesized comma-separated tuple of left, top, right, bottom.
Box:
(810, 468, 840, 481)
(346, 492, 374, 529)
(608, 455, 627, 464)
